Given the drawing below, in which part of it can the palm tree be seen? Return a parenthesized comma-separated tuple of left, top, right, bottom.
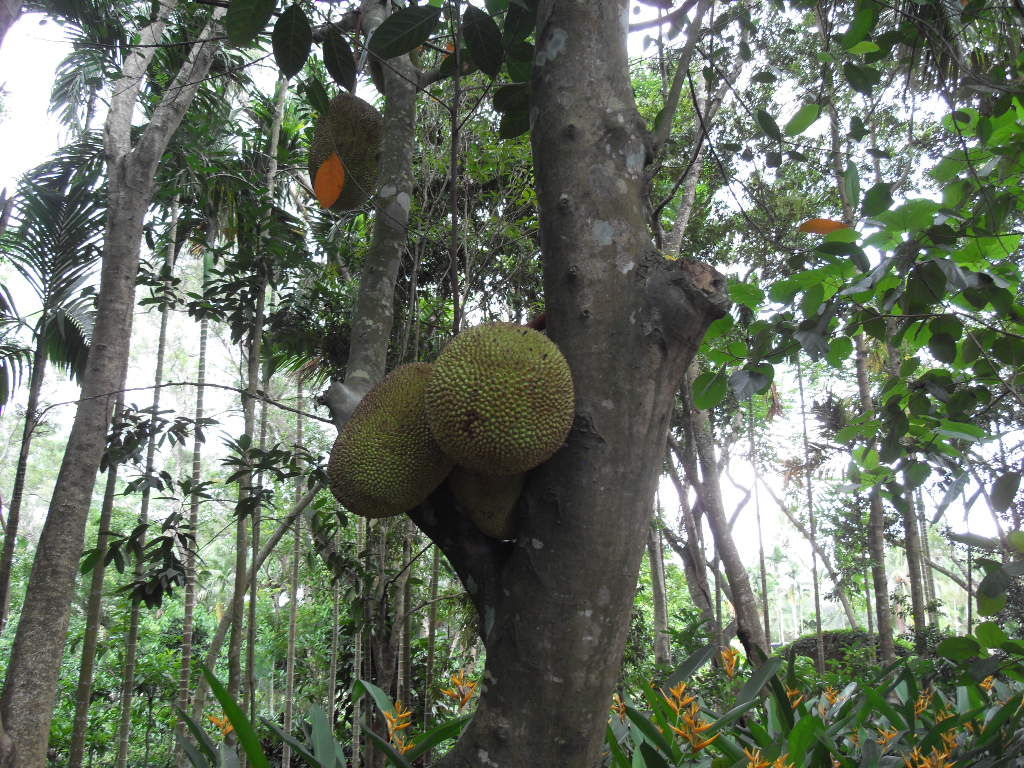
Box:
(0, 138, 105, 633)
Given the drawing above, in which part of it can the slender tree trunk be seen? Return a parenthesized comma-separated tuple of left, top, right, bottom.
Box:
(901, 474, 928, 651)
(421, 544, 439, 761)
(0, 6, 223, 764)
(647, 518, 672, 667)
(68, 395, 124, 768)
(175, 240, 212, 767)
(114, 194, 179, 768)
(397, 526, 413, 702)
(917, 490, 940, 627)
(351, 517, 366, 768)
(796, 356, 826, 672)
(281, 510, 300, 768)
(327, 554, 340, 723)
(677, 367, 768, 659)
(853, 335, 896, 663)
(0, 334, 48, 634)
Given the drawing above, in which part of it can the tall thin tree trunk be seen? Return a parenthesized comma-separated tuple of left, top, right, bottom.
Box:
(327, 545, 340, 724)
(351, 517, 366, 768)
(677, 367, 767, 659)
(281, 509, 301, 767)
(917, 490, 940, 627)
(748, 400, 771, 646)
(796, 357, 826, 673)
(0, 7, 224, 764)
(114, 194, 179, 768)
(647, 517, 672, 667)
(0, 334, 48, 634)
(68, 395, 124, 768)
(175, 238, 213, 767)
(901, 473, 928, 652)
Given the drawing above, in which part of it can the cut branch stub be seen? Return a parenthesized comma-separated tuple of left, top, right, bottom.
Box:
(308, 92, 383, 211)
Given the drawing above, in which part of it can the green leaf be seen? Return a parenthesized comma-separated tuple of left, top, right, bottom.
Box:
(303, 76, 331, 117)
(624, 706, 675, 757)
(843, 62, 881, 94)
(403, 715, 471, 762)
(787, 714, 824, 765)
(485, 0, 508, 12)
(177, 708, 219, 765)
(729, 368, 771, 400)
(360, 720, 412, 768)
(938, 636, 981, 662)
(499, 110, 530, 139)
(664, 644, 716, 688)
(846, 40, 880, 54)
(861, 182, 894, 216)
(322, 28, 357, 92)
(272, 4, 312, 79)
(225, 0, 277, 46)
(843, 161, 860, 209)
(735, 657, 782, 706)
(639, 743, 670, 768)
(262, 719, 322, 767)
(493, 83, 529, 113)
(201, 666, 270, 768)
(784, 103, 820, 136)
(1009, 530, 1024, 554)
(369, 6, 442, 59)
(692, 369, 728, 410)
(928, 333, 957, 364)
(991, 471, 1020, 512)
(463, 6, 504, 78)
(729, 281, 764, 308)
(755, 109, 782, 142)
(975, 621, 1009, 649)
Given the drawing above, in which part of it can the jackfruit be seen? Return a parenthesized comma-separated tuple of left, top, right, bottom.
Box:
(448, 466, 525, 539)
(426, 323, 574, 475)
(308, 91, 383, 211)
(328, 363, 453, 518)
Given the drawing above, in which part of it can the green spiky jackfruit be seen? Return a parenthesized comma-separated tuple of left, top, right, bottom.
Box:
(328, 363, 453, 518)
(448, 466, 525, 539)
(426, 323, 574, 475)
(308, 92, 383, 211)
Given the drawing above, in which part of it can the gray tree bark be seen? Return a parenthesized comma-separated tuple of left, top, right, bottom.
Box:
(68, 395, 124, 768)
(648, 519, 672, 667)
(0, 6, 224, 765)
(408, 4, 729, 765)
(0, 0, 19, 50)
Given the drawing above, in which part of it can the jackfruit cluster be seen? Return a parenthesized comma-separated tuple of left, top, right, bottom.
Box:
(327, 324, 574, 533)
(425, 323, 574, 475)
(308, 92, 383, 211)
(327, 363, 453, 519)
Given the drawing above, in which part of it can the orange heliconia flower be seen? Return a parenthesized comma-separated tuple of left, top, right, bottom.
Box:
(876, 726, 899, 748)
(721, 647, 742, 679)
(440, 669, 477, 709)
(785, 685, 804, 709)
(208, 713, 234, 737)
(744, 746, 771, 768)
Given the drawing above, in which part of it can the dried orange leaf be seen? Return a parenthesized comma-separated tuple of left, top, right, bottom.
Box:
(798, 218, 848, 234)
(314, 151, 346, 209)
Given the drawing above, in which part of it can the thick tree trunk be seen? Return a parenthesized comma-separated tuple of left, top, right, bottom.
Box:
(0, 0, 19, 50)
(0, 8, 223, 764)
(114, 195, 178, 768)
(647, 519, 672, 667)
(0, 334, 47, 633)
(410, 4, 728, 765)
(68, 397, 123, 768)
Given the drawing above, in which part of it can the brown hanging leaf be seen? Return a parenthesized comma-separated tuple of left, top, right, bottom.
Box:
(314, 151, 346, 209)
(798, 218, 849, 234)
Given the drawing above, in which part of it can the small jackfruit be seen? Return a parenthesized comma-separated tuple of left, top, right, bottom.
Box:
(426, 323, 574, 475)
(328, 363, 453, 518)
(308, 92, 383, 211)
(448, 466, 525, 539)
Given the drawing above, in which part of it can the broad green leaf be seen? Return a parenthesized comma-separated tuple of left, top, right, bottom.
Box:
(201, 666, 270, 768)
(729, 281, 764, 308)
(839, 0, 879, 48)
(177, 708, 219, 765)
(928, 333, 957, 364)
(369, 6, 442, 59)
(1008, 530, 1024, 554)
(729, 368, 771, 400)
(639, 743, 670, 768)
(755, 109, 782, 141)
(846, 40, 880, 54)
(624, 706, 674, 757)
(788, 714, 824, 765)
(403, 715, 471, 762)
(322, 28, 357, 91)
(861, 182, 894, 216)
(493, 83, 529, 113)
(664, 644, 716, 688)
(226, 0, 276, 46)
(360, 719, 411, 768)
(485, 0, 508, 12)
(843, 161, 860, 209)
(702, 313, 734, 342)
(463, 6, 504, 78)
(499, 110, 530, 139)
(692, 369, 728, 410)
(975, 621, 1008, 649)
(272, 4, 312, 79)
(784, 103, 820, 136)
(843, 62, 881, 94)
(991, 471, 1020, 512)
(735, 657, 782, 706)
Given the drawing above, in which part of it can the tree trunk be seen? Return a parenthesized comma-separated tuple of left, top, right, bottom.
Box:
(917, 490, 940, 627)
(0, 332, 48, 634)
(0, 7, 223, 764)
(647, 518, 672, 667)
(677, 371, 768, 659)
(410, 4, 729, 764)
(0, 0, 19, 50)
(114, 193, 179, 768)
(281, 510, 301, 768)
(68, 396, 124, 768)
(901, 474, 928, 651)
(175, 240, 212, 767)
(421, 544, 439, 761)
(854, 335, 896, 663)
